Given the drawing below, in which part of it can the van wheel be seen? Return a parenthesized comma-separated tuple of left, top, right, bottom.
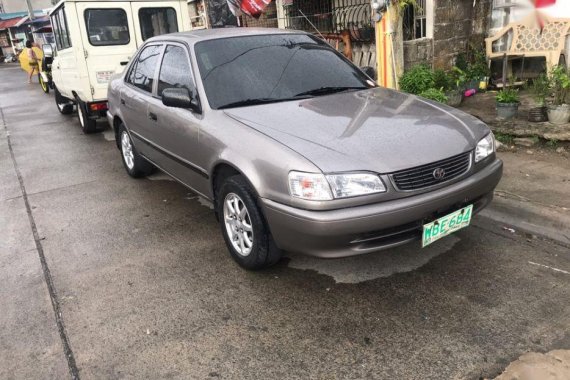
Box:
(76, 99, 98, 134)
(39, 74, 49, 94)
(54, 86, 74, 115)
(119, 124, 153, 178)
(218, 175, 282, 270)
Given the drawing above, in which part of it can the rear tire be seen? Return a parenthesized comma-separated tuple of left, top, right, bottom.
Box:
(76, 99, 98, 134)
(118, 124, 153, 178)
(218, 175, 282, 270)
(54, 86, 73, 114)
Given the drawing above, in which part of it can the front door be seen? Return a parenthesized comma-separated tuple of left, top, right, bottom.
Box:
(130, 2, 184, 46)
(76, 2, 138, 101)
(147, 43, 207, 193)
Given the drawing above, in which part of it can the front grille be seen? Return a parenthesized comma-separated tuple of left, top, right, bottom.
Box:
(391, 151, 472, 191)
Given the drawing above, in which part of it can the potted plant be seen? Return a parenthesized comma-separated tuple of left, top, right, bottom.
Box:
(529, 74, 550, 122)
(446, 67, 468, 106)
(547, 65, 570, 124)
(496, 87, 520, 120)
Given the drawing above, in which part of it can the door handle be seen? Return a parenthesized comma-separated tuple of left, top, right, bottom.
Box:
(148, 112, 158, 121)
(120, 61, 129, 66)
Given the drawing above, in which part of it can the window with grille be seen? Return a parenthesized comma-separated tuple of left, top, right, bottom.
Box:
(403, 0, 429, 41)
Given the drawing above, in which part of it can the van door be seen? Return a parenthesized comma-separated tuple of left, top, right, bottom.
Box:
(130, 2, 184, 46)
(76, 2, 138, 101)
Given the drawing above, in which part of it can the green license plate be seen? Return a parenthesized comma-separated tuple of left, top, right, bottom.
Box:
(422, 204, 473, 248)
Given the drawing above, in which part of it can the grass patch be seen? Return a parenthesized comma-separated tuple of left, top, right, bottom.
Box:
(495, 132, 514, 145)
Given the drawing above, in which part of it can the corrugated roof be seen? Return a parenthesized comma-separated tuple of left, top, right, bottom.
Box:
(0, 17, 25, 30)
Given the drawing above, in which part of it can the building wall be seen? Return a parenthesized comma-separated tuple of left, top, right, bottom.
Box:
(0, 0, 52, 14)
(432, 0, 492, 69)
(403, 38, 433, 70)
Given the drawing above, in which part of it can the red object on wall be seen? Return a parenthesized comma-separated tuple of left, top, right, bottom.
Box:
(534, 0, 556, 8)
(228, 0, 273, 19)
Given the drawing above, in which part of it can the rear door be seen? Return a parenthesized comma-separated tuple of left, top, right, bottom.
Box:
(121, 43, 164, 160)
(130, 2, 183, 46)
(76, 2, 138, 100)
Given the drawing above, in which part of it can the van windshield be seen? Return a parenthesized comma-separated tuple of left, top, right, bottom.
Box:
(85, 9, 130, 46)
(194, 34, 373, 110)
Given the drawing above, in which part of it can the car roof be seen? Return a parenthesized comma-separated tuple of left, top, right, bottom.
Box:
(146, 28, 311, 44)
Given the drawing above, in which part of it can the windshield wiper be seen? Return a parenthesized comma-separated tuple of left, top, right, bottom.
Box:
(217, 96, 310, 109)
(293, 86, 369, 97)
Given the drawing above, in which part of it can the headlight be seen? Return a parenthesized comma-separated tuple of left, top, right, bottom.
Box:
(475, 133, 495, 163)
(326, 173, 386, 198)
(288, 171, 386, 200)
(288, 172, 333, 201)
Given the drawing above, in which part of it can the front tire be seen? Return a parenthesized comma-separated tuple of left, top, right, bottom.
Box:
(54, 86, 73, 115)
(39, 74, 49, 93)
(76, 99, 98, 134)
(218, 176, 282, 270)
(118, 124, 153, 178)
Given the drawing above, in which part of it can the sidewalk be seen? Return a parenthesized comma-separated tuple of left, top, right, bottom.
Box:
(482, 147, 570, 246)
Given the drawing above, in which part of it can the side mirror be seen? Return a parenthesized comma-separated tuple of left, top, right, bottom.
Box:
(42, 44, 53, 58)
(360, 66, 376, 79)
(162, 87, 201, 113)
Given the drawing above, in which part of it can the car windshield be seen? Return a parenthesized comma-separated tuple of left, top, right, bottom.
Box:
(194, 34, 374, 109)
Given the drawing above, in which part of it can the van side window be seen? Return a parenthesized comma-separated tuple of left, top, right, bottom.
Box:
(157, 45, 194, 97)
(85, 9, 130, 46)
(51, 7, 72, 50)
(127, 45, 162, 93)
(139, 8, 178, 41)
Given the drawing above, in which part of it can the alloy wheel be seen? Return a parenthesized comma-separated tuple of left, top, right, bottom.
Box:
(223, 193, 254, 256)
(121, 131, 135, 170)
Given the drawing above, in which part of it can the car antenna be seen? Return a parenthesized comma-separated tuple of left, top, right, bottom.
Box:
(298, 9, 326, 41)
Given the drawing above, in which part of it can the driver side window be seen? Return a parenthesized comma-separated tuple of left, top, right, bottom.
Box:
(157, 45, 195, 97)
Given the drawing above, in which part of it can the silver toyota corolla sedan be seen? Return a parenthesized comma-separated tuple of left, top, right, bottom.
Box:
(107, 28, 503, 270)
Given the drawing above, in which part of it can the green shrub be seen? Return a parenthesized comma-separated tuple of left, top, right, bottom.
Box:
(496, 88, 519, 104)
(419, 88, 449, 103)
(433, 69, 453, 92)
(531, 74, 550, 106)
(550, 65, 570, 106)
(399, 65, 434, 95)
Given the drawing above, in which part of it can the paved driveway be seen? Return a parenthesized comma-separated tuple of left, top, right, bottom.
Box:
(1, 64, 569, 379)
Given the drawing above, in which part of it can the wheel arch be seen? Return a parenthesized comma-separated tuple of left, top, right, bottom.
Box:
(211, 161, 260, 211)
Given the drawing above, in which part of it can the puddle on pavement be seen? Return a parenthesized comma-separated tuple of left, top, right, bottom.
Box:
(287, 236, 460, 284)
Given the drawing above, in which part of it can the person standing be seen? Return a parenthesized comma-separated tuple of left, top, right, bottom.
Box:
(25, 40, 39, 84)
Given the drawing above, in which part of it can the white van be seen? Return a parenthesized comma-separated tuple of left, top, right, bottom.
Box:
(49, 0, 192, 133)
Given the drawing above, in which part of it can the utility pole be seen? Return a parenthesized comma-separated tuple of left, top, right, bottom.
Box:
(25, 0, 35, 20)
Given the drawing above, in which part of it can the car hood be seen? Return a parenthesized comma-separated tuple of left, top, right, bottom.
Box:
(224, 87, 490, 173)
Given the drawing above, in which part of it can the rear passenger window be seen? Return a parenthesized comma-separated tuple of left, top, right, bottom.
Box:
(157, 45, 194, 97)
(85, 9, 130, 46)
(51, 7, 72, 50)
(139, 8, 178, 41)
(127, 45, 162, 93)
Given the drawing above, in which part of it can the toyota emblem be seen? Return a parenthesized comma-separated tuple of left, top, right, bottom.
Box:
(433, 168, 446, 180)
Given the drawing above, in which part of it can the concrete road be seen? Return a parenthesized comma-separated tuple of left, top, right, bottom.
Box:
(1, 64, 569, 380)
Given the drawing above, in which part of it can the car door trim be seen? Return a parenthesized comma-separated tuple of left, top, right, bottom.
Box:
(130, 130, 209, 179)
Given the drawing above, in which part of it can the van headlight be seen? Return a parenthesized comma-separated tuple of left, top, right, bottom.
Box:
(288, 171, 386, 200)
(475, 133, 495, 163)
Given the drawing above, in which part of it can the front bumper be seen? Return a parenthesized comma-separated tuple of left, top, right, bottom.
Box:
(261, 158, 503, 258)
